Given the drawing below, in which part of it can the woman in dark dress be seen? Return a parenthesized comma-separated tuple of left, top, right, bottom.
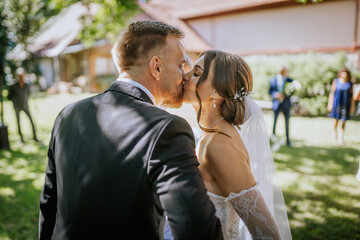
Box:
(327, 68, 354, 145)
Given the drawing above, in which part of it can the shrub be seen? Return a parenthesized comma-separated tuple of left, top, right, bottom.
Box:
(298, 96, 329, 116)
(245, 51, 349, 116)
(94, 74, 116, 91)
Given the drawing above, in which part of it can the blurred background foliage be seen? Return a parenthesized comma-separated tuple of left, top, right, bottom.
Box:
(0, 0, 139, 85)
(49, 0, 138, 45)
(246, 51, 358, 117)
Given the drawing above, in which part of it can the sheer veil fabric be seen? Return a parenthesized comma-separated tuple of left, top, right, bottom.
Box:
(238, 96, 292, 240)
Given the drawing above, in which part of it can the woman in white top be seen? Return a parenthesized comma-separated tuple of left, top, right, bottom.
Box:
(181, 50, 292, 240)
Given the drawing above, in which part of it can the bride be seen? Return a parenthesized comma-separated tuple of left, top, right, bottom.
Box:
(174, 50, 292, 239)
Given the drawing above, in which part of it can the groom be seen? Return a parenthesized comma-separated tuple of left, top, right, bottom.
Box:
(38, 21, 223, 240)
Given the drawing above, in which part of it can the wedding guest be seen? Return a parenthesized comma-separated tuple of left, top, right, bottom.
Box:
(7, 68, 38, 143)
(357, 156, 360, 181)
(353, 81, 360, 116)
(269, 66, 293, 147)
(327, 67, 354, 145)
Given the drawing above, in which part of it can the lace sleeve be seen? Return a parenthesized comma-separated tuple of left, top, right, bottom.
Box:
(225, 183, 281, 240)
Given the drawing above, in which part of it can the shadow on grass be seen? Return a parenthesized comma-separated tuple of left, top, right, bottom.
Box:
(3, 141, 48, 173)
(291, 216, 360, 240)
(0, 141, 48, 239)
(1, 135, 359, 239)
(274, 142, 359, 176)
(0, 174, 41, 239)
(273, 141, 360, 239)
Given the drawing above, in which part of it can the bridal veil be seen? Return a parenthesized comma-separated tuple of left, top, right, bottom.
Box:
(238, 96, 292, 240)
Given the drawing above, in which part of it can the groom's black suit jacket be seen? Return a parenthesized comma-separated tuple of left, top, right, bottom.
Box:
(39, 81, 223, 240)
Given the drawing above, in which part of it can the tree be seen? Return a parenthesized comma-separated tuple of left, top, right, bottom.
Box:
(1, 0, 139, 74)
(0, 0, 55, 126)
(50, 0, 139, 45)
(0, 0, 139, 147)
(1, 0, 52, 148)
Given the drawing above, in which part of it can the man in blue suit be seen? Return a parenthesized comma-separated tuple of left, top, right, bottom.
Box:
(269, 66, 293, 147)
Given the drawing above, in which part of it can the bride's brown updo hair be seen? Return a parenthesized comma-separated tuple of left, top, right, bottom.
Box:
(196, 50, 253, 133)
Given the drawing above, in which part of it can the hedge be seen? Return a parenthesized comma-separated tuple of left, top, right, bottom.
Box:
(245, 51, 356, 116)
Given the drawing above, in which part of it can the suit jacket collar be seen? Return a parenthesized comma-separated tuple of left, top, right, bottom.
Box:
(271, 76, 291, 85)
(105, 80, 154, 106)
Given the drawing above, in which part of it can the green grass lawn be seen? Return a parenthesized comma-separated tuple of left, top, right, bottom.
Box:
(0, 93, 359, 239)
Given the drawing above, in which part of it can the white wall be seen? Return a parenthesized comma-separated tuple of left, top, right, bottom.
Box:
(39, 58, 55, 88)
(188, 0, 357, 54)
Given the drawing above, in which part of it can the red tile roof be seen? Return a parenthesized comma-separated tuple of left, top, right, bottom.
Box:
(139, 2, 213, 52)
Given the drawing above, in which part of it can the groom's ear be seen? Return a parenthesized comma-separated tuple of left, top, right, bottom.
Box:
(149, 56, 162, 82)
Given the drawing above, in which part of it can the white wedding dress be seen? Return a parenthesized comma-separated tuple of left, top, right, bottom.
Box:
(201, 96, 292, 240)
(207, 183, 280, 240)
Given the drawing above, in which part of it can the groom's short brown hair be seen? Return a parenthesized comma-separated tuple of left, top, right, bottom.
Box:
(112, 21, 184, 71)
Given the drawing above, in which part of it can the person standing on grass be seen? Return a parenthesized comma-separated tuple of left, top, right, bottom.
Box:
(269, 66, 293, 147)
(7, 68, 39, 144)
(327, 67, 354, 145)
(357, 157, 360, 181)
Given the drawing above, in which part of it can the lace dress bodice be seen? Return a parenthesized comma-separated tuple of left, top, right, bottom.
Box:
(208, 192, 246, 240)
(207, 183, 280, 240)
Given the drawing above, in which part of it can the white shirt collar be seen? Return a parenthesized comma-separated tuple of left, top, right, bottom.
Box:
(116, 77, 156, 106)
(277, 74, 286, 86)
(277, 73, 284, 81)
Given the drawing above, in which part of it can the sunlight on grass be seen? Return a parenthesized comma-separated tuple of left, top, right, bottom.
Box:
(33, 174, 46, 190)
(328, 206, 360, 220)
(0, 151, 11, 159)
(290, 200, 325, 227)
(11, 170, 38, 181)
(0, 158, 38, 182)
(0, 236, 11, 240)
(277, 171, 298, 187)
(0, 188, 15, 198)
(268, 113, 360, 239)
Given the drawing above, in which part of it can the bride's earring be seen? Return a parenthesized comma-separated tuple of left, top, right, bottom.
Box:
(213, 91, 217, 108)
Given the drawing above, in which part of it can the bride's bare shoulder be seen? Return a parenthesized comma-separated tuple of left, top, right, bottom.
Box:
(205, 130, 249, 163)
(203, 131, 255, 194)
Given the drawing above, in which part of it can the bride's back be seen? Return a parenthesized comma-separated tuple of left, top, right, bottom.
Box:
(196, 123, 255, 197)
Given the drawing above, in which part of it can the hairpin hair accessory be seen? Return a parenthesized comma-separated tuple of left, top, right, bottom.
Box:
(233, 87, 252, 101)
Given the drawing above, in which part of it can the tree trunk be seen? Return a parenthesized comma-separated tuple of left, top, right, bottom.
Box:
(0, 59, 10, 149)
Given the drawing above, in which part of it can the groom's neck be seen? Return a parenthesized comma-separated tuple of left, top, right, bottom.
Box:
(120, 70, 160, 105)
